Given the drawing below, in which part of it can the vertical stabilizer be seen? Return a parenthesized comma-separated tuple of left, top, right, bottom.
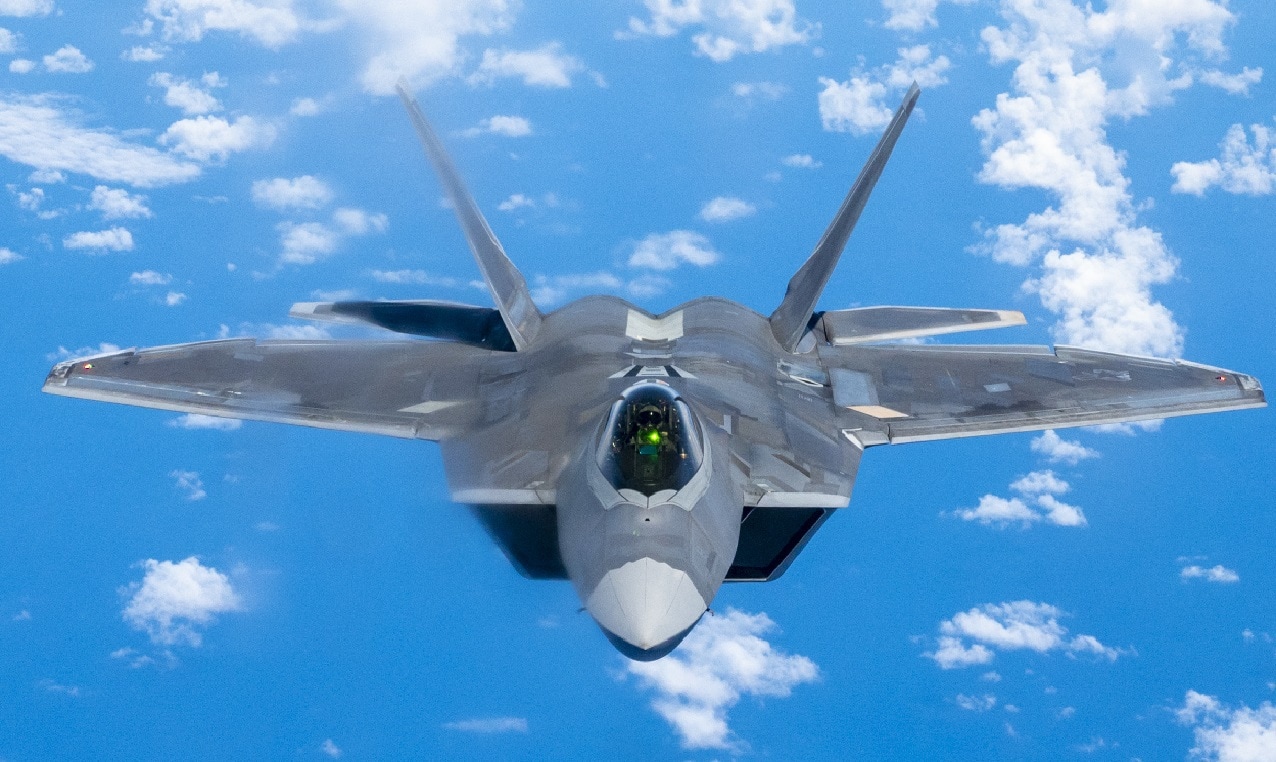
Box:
(769, 83, 920, 353)
(396, 82, 542, 350)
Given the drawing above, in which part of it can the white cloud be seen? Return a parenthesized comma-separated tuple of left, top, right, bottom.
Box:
(149, 71, 224, 115)
(818, 45, 949, 135)
(367, 269, 465, 288)
(64, 227, 135, 252)
(497, 193, 535, 212)
(731, 81, 788, 101)
(468, 42, 585, 88)
(461, 115, 532, 138)
(130, 270, 171, 285)
(1198, 66, 1263, 95)
(954, 470, 1086, 528)
(628, 230, 721, 270)
(969, 1, 1247, 358)
(442, 717, 528, 734)
(1177, 690, 1276, 761)
(0, 247, 23, 264)
(144, 0, 304, 48)
(0, 27, 17, 53)
(927, 601, 1122, 669)
(699, 196, 756, 223)
(781, 153, 821, 169)
(121, 557, 240, 647)
(621, 0, 815, 63)
(320, 739, 342, 758)
(123, 44, 166, 62)
(90, 186, 153, 219)
(956, 693, 997, 712)
(170, 469, 206, 501)
(159, 115, 276, 162)
(0, 95, 200, 186)
(289, 96, 321, 116)
(48, 342, 122, 362)
(251, 175, 333, 210)
(1172, 122, 1275, 196)
(164, 291, 187, 306)
(169, 414, 242, 431)
(1181, 564, 1240, 584)
(627, 609, 818, 750)
(43, 44, 93, 73)
(29, 168, 63, 184)
(0, 0, 53, 17)
(278, 208, 386, 265)
(9, 58, 34, 73)
(882, 0, 977, 31)
(529, 271, 623, 307)
(334, 0, 517, 95)
(1030, 430, 1099, 465)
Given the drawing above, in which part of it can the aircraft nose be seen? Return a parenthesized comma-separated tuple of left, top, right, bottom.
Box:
(586, 557, 707, 659)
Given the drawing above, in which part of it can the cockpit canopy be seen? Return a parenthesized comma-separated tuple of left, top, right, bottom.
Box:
(598, 383, 704, 497)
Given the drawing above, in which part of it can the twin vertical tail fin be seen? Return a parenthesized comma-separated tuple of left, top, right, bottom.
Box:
(769, 82, 921, 353)
(396, 82, 542, 350)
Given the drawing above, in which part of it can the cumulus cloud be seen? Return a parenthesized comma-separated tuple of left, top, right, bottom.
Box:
(121, 557, 240, 647)
(620, 0, 816, 62)
(164, 291, 186, 306)
(0, 247, 23, 264)
(1030, 430, 1099, 465)
(0, 27, 17, 53)
(320, 739, 342, 758)
(953, 469, 1086, 528)
(782, 153, 821, 169)
(628, 230, 721, 271)
(1180, 563, 1240, 584)
(956, 693, 997, 712)
(969, 1, 1251, 358)
(367, 269, 466, 288)
(442, 717, 528, 734)
(882, 0, 977, 31)
(90, 186, 153, 219)
(0, 94, 200, 186)
(9, 58, 34, 73)
(64, 227, 135, 252)
(731, 80, 788, 101)
(42, 44, 93, 73)
(123, 44, 166, 62)
(468, 42, 586, 88)
(170, 469, 206, 501)
(143, 0, 305, 48)
(1177, 690, 1276, 761)
(627, 609, 818, 750)
(819, 45, 949, 135)
(277, 207, 386, 265)
(289, 96, 322, 116)
(169, 415, 241, 432)
(251, 175, 333, 210)
(926, 601, 1123, 669)
(159, 115, 276, 162)
(461, 115, 531, 138)
(149, 71, 224, 115)
(699, 196, 756, 223)
(1172, 121, 1275, 196)
(333, 0, 517, 94)
(0, 0, 53, 17)
(130, 270, 171, 285)
(527, 271, 670, 307)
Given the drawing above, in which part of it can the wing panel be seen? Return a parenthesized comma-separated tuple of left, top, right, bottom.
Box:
(43, 339, 484, 440)
(821, 343, 1265, 443)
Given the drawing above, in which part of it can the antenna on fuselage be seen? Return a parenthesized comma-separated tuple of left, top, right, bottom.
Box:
(396, 81, 543, 350)
(769, 82, 921, 353)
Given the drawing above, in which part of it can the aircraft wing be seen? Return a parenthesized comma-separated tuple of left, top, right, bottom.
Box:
(821, 343, 1265, 445)
(42, 339, 484, 440)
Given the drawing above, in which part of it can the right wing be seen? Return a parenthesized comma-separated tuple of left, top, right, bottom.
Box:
(43, 339, 485, 440)
(821, 343, 1265, 444)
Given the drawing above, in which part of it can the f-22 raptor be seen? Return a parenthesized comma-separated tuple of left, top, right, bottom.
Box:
(44, 84, 1265, 660)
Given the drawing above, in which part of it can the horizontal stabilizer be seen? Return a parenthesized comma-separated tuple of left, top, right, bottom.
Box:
(290, 300, 516, 351)
(819, 306, 1025, 345)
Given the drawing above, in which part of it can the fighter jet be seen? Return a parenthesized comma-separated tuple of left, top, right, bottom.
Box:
(43, 84, 1265, 660)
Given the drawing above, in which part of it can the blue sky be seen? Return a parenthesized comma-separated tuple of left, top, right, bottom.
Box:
(2, 0, 1274, 758)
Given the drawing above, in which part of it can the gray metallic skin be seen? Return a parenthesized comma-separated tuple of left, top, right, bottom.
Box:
(41, 84, 1267, 660)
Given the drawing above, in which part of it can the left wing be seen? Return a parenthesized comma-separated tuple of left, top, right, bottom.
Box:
(43, 339, 485, 440)
(820, 343, 1265, 445)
